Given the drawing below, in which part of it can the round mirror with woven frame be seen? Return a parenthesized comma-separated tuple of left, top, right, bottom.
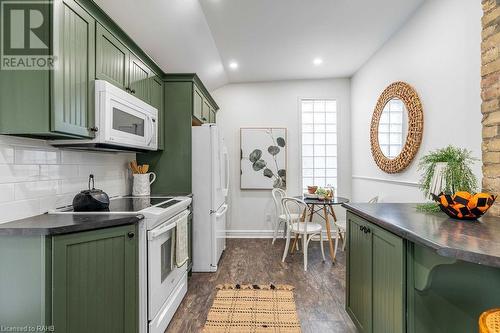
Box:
(370, 81, 424, 173)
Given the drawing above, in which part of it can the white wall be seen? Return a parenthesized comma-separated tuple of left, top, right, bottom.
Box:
(350, 0, 482, 203)
(213, 79, 351, 236)
(0, 135, 134, 224)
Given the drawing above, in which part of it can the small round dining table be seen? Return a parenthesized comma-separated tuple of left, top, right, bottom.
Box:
(293, 196, 350, 263)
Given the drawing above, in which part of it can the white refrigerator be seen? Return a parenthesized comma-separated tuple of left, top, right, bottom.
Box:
(192, 124, 229, 272)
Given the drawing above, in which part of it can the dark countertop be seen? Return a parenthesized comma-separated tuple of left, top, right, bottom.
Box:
(343, 203, 500, 268)
(0, 213, 143, 236)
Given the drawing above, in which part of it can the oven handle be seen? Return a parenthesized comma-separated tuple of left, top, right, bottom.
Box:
(147, 210, 190, 240)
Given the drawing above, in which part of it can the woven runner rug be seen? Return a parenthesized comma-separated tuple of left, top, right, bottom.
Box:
(203, 284, 301, 333)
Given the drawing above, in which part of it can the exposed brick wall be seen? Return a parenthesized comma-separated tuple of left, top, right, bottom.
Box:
(482, 0, 500, 216)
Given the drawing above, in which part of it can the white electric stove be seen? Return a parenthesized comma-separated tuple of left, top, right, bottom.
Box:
(50, 195, 192, 333)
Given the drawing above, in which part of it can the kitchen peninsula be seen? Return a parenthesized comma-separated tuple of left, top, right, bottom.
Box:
(343, 203, 500, 333)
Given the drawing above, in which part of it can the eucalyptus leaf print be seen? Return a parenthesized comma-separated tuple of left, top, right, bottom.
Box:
(277, 137, 286, 148)
(268, 146, 280, 156)
(277, 169, 286, 178)
(249, 149, 262, 163)
(263, 168, 274, 178)
(252, 159, 266, 171)
(241, 128, 287, 190)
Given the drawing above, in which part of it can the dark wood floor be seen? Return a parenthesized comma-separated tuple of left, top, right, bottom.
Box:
(166, 238, 356, 332)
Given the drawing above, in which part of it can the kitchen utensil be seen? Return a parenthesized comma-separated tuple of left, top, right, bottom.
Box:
(72, 174, 110, 212)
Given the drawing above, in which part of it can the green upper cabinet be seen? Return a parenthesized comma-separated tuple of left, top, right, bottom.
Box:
(346, 212, 405, 333)
(209, 107, 216, 123)
(52, 224, 138, 333)
(202, 100, 211, 123)
(192, 81, 217, 124)
(0, 0, 165, 140)
(137, 74, 219, 195)
(150, 75, 164, 150)
(193, 86, 204, 121)
(0, 0, 97, 139)
(129, 54, 151, 103)
(96, 23, 129, 90)
(51, 0, 96, 138)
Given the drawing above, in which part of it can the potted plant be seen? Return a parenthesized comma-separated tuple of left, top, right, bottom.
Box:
(417, 145, 478, 212)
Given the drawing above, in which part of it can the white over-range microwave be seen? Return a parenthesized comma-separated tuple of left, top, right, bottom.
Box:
(52, 80, 158, 152)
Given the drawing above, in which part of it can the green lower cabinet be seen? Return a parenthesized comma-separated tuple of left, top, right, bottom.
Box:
(407, 243, 500, 333)
(346, 212, 405, 333)
(371, 224, 404, 333)
(52, 225, 138, 333)
(347, 215, 372, 332)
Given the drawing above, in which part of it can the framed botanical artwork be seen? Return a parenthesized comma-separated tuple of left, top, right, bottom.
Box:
(240, 128, 287, 190)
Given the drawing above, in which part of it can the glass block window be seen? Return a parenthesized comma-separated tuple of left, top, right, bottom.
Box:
(301, 99, 337, 191)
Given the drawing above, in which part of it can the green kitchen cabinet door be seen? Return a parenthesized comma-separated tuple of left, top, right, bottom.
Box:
(371, 225, 404, 333)
(52, 0, 96, 138)
(96, 23, 130, 90)
(193, 85, 204, 121)
(52, 224, 138, 333)
(209, 108, 216, 123)
(150, 75, 164, 149)
(346, 214, 372, 333)
(129, 54, 151, 103)
(202, 100, 210, 123)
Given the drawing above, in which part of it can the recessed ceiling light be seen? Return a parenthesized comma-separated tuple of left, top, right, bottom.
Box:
(229, 61, 239, 70)
(313, 58, 323, 66)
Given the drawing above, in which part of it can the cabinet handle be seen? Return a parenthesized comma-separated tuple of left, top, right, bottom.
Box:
(127, 232, 135, 239)
(125, 87, 131, 92)
(89, 126, 98, 132)
(364, 228, 371, 234)
(131, 89, 136, 94)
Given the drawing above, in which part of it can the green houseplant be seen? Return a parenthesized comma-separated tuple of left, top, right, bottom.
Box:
(417, 145, 478, 212)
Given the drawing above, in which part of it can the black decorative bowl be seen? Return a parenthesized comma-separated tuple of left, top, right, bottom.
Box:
(432, 192, 496, 220)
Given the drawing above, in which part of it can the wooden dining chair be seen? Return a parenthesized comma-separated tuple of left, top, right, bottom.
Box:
(281, 197, 325, 271)
(271, 188, 300, 244)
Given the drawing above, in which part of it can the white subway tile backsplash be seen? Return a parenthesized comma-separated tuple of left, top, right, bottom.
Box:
(15, 180, 60, 200)
(0, 199, 40, 224)
(0, 145, 14, 164)
(0, 164, 40, 183)
(0, 137, 134, 224)
(0, 184, 15, 203)
(15, 147, 60, 164)
(39, 193, 75, 213)
(61, 177, 90, 194)
(40, 164, 79, 180)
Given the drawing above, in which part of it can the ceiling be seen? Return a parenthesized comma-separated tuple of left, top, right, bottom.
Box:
(95, 0, 424, 90)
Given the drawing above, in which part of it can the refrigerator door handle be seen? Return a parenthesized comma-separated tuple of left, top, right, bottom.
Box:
(223, 147, 230, 196)
(216, 204, 228, 218)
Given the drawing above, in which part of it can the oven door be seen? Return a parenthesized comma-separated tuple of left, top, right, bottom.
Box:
(101, 91, 157, 150)
(147, 211, 188, 320)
